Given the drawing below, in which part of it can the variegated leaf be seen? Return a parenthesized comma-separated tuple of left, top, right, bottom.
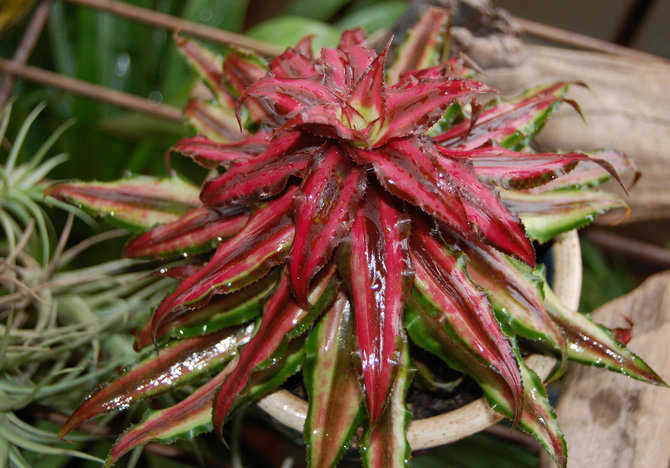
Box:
(288, 143, 366, 305)
(501, 188, 629, 243)
(304, 294, 364, 468)
(410, 218, 524, 418)
(543, 285, 665, 385)
(212, 266, 339, 435)
(123, 206, 249, 259)
(361, 335, 412, 468)
(340, 188, 413, 425)
(438, 225, 565, 357)
(172, 132, 270, 169)
(183, 98, 245, 143)
(200, 131, 318, 207)
(386, 6, 450, 85)
(405, 304, 566, 467)
(59, 325, 254, 439)
(45, 176, 200, 231)
(135, 272, 277, 348)
(151, 188, 297, 333)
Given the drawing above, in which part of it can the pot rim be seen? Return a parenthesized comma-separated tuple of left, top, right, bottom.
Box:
(257, 230, 582, 450)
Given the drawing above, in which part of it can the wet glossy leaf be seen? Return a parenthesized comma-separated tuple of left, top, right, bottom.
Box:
(288, 143, 366, 305)
(123, 206, 249, 259)
(45, 175, 200, 231)
(212, 266, 339, 435)
(59, 325, 254, 439)
(304, 294, 363, 468)
(543, 285, 665, 385)
(340, 188, 413, 424)
(501, 188, 628, 243)
(172, 131, 270, 168)
(362, 335, 411, 468)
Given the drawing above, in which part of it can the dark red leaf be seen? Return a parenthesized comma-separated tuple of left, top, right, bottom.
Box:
(151, 188, 297, 335)
(340, 188, 413, 425)
(288, 143, 366, 305)
(172, 132, 270, 168)
(200, 131, 318, 207)
(123, 206, 249, 259)
(212, 266, 338, 435)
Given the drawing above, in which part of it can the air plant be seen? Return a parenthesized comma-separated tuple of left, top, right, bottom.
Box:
(48, 7, 663, 468)
(0, 101, 171, 467)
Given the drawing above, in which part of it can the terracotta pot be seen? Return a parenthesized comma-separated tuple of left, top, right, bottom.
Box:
(257, 230, 582, 450)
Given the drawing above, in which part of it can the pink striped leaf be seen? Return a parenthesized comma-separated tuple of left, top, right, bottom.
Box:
(438, 145, 590, 190)
(288, 143, 366, 305)
(320, 47, 355, 95)
(543, 285, 665, 385)
(410, 218, 524, 419)
(361, 335, 411, 468)
(339, 188, 413, 425)
(436, 81, 574, 150)
(123, 206, 249, 259)
(183, 98, 245, 143)
(213, 265, 339, 435)
(349, 140, 469, 234)
(304, 293, 364, 468)
(175, 35, 234, 107)
(172, 131, 270, 169)
(378, 78, 495, 145)
(500, 188, 628, 243)
(270, 46, 317, 79)
(434, 148, 535, 265)
(528, 149, 639, 193)
(238, 75, 339, 122)
(222, 48, 269, 96)
(438, 225, 565, 357)
(405, 303, 567, 468)
(200, 131, 318, 207)
(135, 272, 278, 348)
(45, 175, 200, 231)
(59, 325, 254, 439)
(337, 34, 375, 82)
(151, 188, 297, 333)
(386, 6, 451, 85)
(345, 45, 388, 137)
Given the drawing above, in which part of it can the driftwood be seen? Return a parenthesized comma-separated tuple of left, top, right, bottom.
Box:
(538, 271, 670, 468)
(485, 45, 670, 223)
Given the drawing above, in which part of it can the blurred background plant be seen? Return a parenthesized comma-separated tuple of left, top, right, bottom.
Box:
(0, 0, 655, 467)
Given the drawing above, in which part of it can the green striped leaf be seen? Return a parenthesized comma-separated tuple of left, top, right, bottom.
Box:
(45, 175, 200, 231)
(304, 294, 363, 468)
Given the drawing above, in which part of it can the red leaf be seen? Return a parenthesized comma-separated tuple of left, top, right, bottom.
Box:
(345, 44, 388, 134)
(183, 99, 246, 143)
(340, 188, 413, 425)
(238, 75, 338, 122)
(349, 138, 469, 235)
(379, 77, 495, 145)
(172, 132, 270, 168)
(270, 47, 318, 79)
(151, 188, 297, 335)
(59, 326, 253, 438)
(433, 147, 535, 265)
(200, 131, 318, 207)
(438, 145, 588, 190)
(288, 143, 366, 305)
(410, 218, 524, 419)
(223, 49, 268, 96)
(124, 206, 249, 259)
(213, 266, 338, 435)
(386, 6, 451, 85)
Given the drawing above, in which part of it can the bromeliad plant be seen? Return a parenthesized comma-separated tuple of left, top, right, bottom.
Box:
(49, 7, 664, 468)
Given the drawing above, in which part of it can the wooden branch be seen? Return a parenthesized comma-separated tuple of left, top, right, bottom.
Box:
(514, 16, 670, 65)
(62, 0, 283, 57)
(0, 0, 53, 107)
(0, 57, 182, 121)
